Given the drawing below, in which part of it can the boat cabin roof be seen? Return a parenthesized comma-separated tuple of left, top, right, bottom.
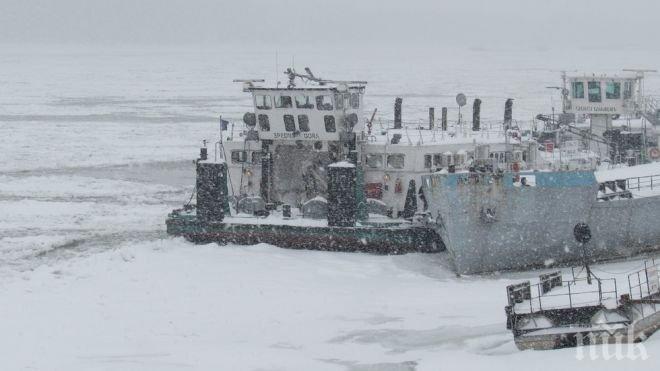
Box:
(249, 86, 365, 93)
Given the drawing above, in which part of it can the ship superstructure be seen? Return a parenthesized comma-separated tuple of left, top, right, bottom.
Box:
(409, 71, 660, 275)
(220, 68, 542, 218)
(168, 68, 660, 276)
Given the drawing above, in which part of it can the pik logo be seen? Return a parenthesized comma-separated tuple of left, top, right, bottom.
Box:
(575, 324, 649, 361)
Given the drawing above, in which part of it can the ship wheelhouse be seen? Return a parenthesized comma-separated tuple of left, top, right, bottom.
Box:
(563, 74, 640, 116)
(229, 77, 367, 206)
(249, 86, 365, 142)
(227, 70, 541, 215)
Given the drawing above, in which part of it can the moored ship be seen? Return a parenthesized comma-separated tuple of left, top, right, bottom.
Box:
(167, 67, 660, 274)
(422, 71, 660, 274)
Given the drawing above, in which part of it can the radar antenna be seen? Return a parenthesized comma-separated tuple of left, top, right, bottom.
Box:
(285, 67, 367, 88)
(286, 67, 328, 88)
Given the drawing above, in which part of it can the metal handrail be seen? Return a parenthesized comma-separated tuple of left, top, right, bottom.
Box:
(513, 278, 618, 314)
(626, 174, 660, 191)
(375, 117, 517, 130)
(626, 259, 658, 319)
(627, 260, 658, 299)
(598, 174, 660, 200)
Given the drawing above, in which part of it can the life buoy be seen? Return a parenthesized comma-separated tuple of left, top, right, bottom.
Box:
(649, 148, 660, 159)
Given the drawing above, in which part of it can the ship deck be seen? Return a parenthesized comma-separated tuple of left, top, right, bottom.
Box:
(166, 208, 444, 254)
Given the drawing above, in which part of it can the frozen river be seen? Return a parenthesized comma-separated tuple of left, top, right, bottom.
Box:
(1, 45, 659, 370)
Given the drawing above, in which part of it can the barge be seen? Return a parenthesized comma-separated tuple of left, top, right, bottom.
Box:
(506, 260, 660, 350)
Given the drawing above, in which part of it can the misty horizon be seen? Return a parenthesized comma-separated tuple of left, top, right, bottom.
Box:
(2, 0, 659, 50)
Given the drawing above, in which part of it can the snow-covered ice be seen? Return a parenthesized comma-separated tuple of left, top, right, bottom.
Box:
(2, 238, 659, 370)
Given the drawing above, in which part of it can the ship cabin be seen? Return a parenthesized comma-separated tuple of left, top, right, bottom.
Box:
(222, 81, 367, 203)
(562, 72, 658, 161)
(563, 73, 641, 122)
(249, 84, 365, 142)
(223, 77, 540, 216)
(360, 130, 537, 215)
(232, 82, 367, 206)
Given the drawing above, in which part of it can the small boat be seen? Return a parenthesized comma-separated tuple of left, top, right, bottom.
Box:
(506, 260, 660, 350)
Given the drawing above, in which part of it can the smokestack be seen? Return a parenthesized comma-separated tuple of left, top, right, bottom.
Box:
(504, 98, 513, 129)
(429, 107, 435, 130)
(472, 99, 482, 131)
(441, 107, 448, 131)
(394, 97, 402, 129)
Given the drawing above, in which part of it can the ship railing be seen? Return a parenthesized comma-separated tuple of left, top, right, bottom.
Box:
(541, 150, 598, 168)
(598, 173, 660, 200)
(374, 117, 532, 130)
(369, 118, 510, 143)
(625, 173, 660, 191)
(626, 259, 659, 319)
(509, 277, 618, 314)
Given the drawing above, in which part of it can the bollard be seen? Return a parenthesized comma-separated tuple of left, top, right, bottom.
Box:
(394, 98, 402, 129)
(327, 162, 357, 227)
(473, 99, 482, 131)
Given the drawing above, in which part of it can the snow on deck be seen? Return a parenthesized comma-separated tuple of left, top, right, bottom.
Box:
(328, 160, 356, 168)
(180, 209, 405, 228)
(513, 278, 619, 314)
(596, 161, 660, 182)
(365, 125, 523, 147)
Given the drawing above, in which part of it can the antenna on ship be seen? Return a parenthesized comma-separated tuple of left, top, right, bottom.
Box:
(456, 93, 467, 127)
(545, 86, 563, 130)
(275, 51, 280, 88)
(284, 67, 367, 88)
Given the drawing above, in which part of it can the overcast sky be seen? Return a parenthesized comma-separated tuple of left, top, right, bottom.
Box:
(1, 0, 657, 49)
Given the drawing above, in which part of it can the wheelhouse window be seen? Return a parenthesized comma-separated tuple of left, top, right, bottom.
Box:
(295, 95, 314, 109)
(424, 154, 432, 169)
(433, 154, 442, 166)
(275, 95, 293, 108)
(387, 154, 405, 169)
(334, 93, 344, 110)
(324, 115, 336, 132)
(283, 115, 295, 132)
(624, 81, 633, 99)
(442, 153, 453, 166)
(350, 93, 360, 109)
(606, 82, 621, 99)
(365, 154, 383, 168)
(251, 151, 262, 165)
(490, 152, 506, 164)
(316, 95, 334, 110)
(231, 150, 247, 163)
(297, 114, 310, 132)
(334, 93, 359, 110)
(255, 95, 272, 110)
(571, 82, 584, 99)
(588, 81, 602, 102)
(258, 114, 270, 131)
